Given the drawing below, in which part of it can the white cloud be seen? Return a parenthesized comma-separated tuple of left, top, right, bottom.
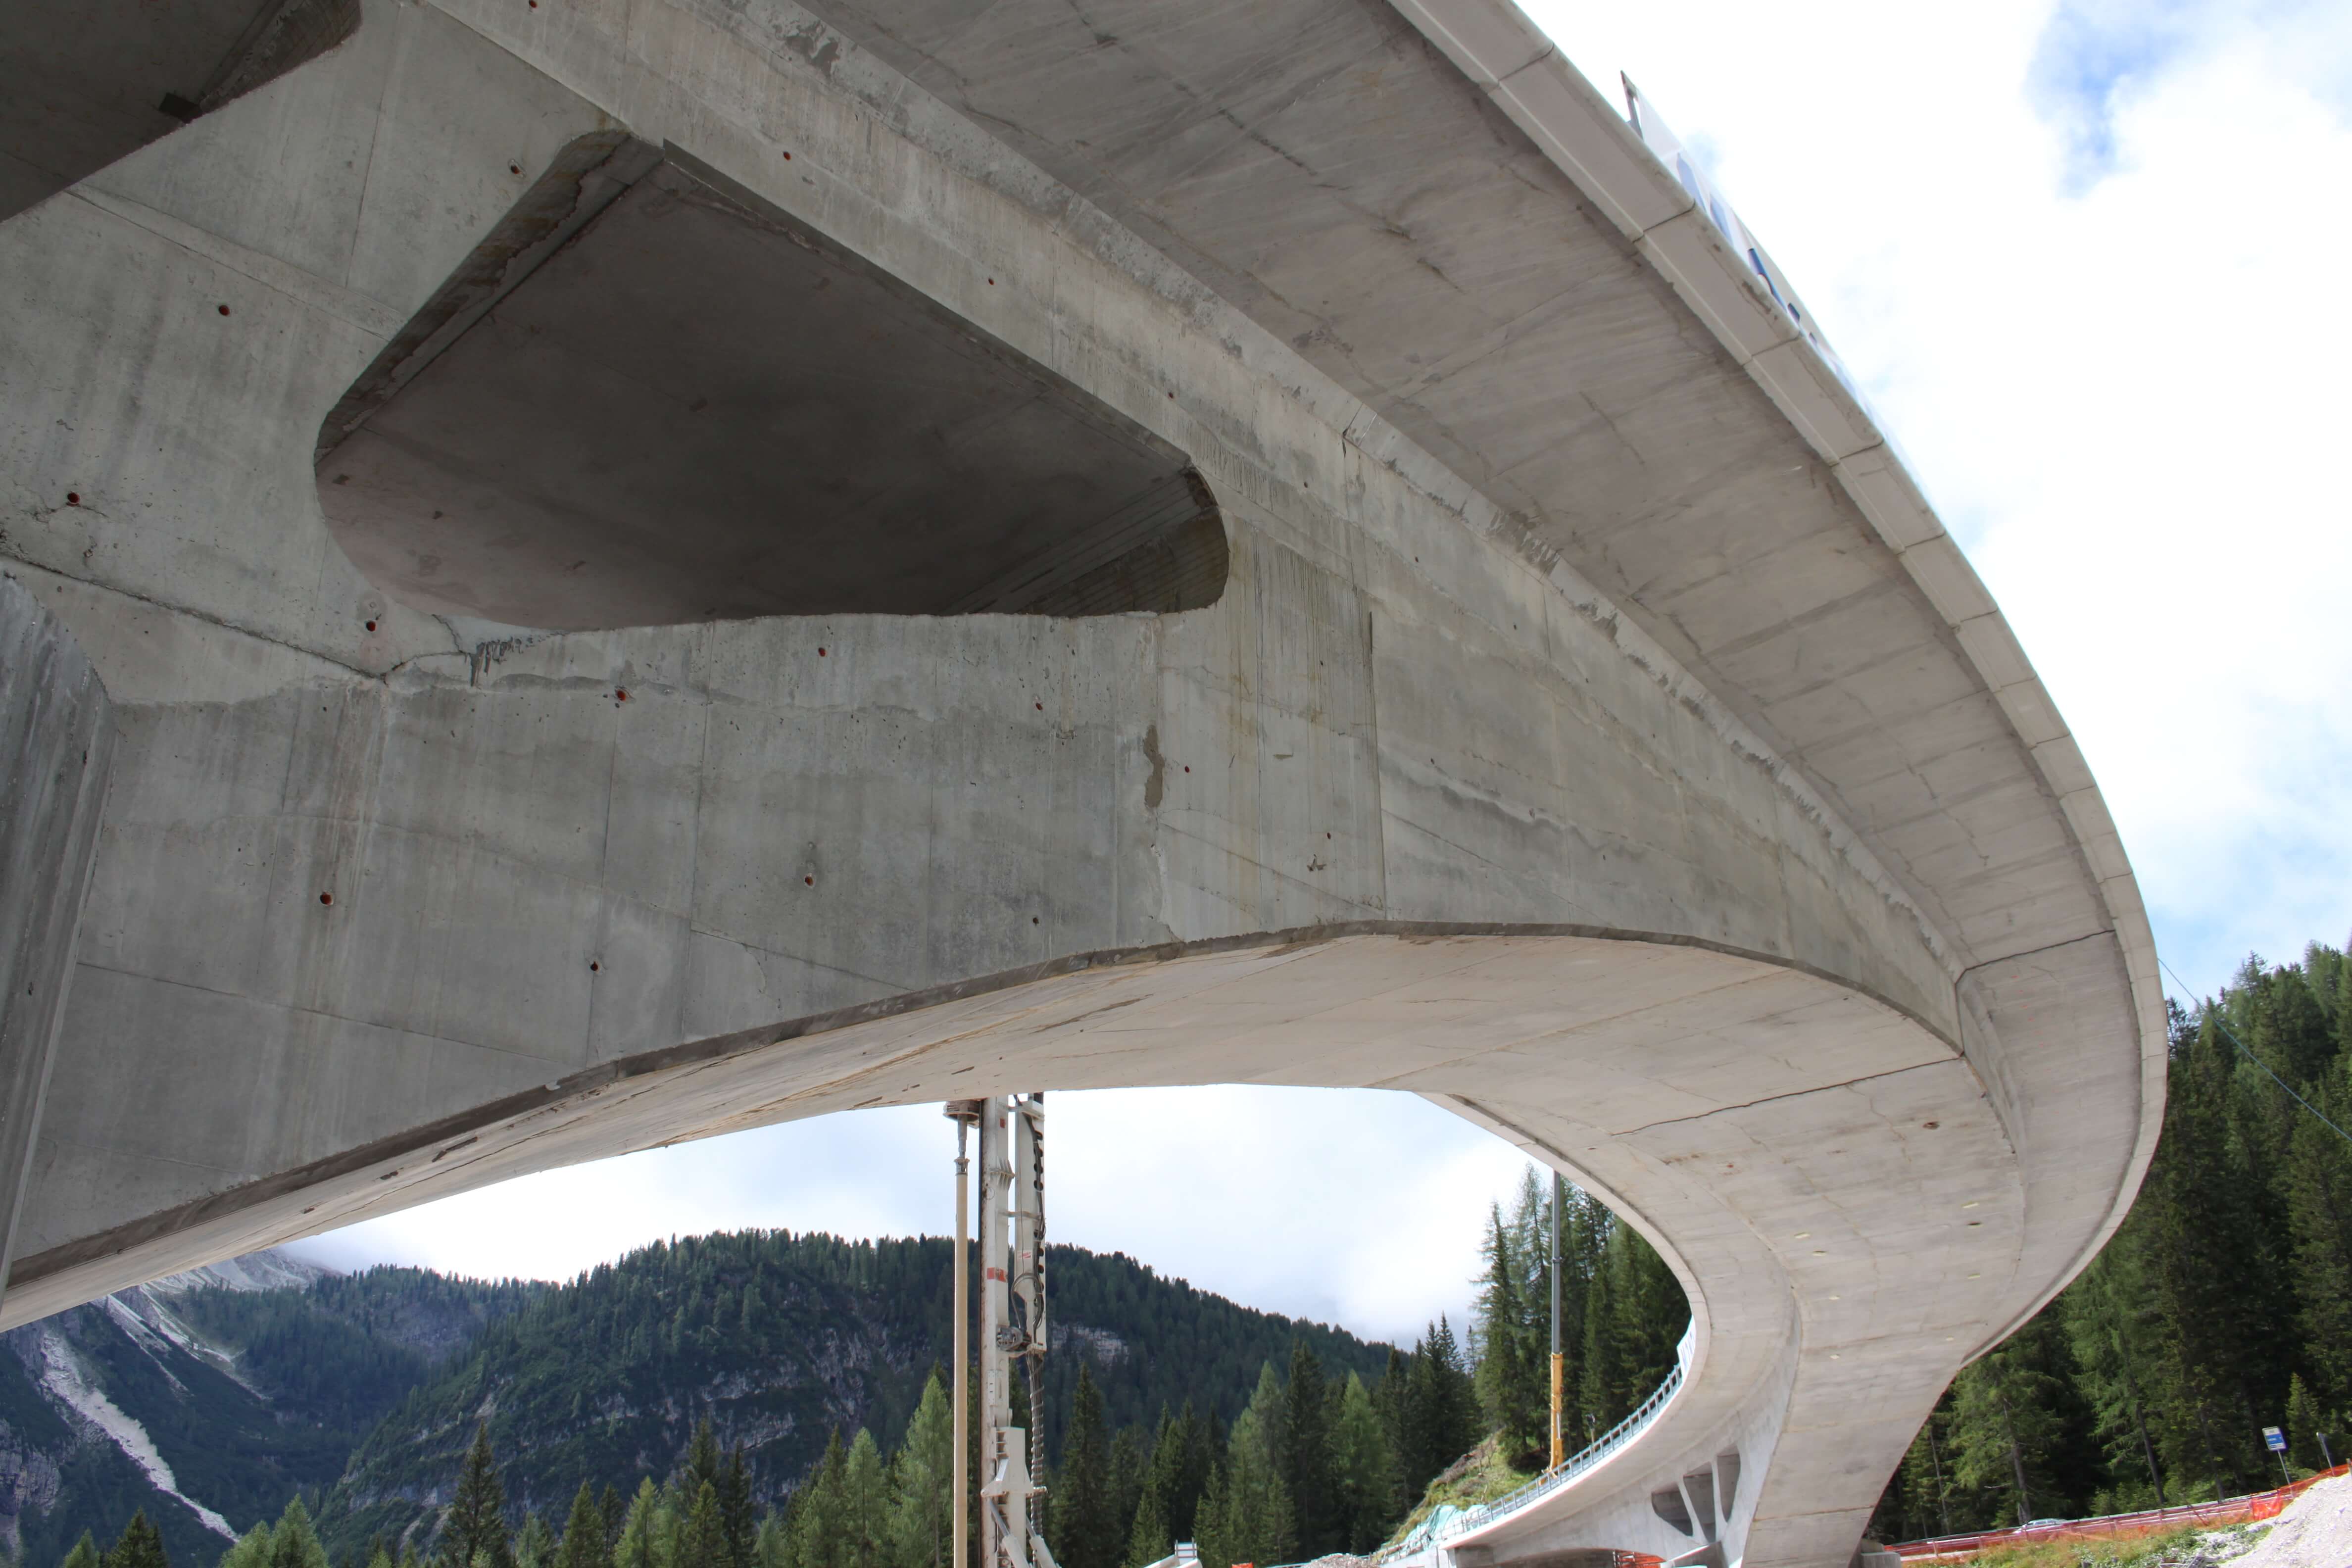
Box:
(1520, 0, 2352, 996)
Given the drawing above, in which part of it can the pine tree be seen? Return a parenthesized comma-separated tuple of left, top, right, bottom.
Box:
(105, 1510, 170, 1568)
(60, 1531, 100, 1568)
(1050, 1365, 1118, 1568)
(559, 1483, 611, 1568)
(440, 1427, 515, 1568)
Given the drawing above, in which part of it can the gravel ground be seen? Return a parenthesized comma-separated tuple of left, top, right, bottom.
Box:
(2211, 1474, 2352, 1568)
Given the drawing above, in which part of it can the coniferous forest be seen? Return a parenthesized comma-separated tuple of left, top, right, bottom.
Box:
(21, 942, 2352, 1568)
(1866, 944, 2352, 1538)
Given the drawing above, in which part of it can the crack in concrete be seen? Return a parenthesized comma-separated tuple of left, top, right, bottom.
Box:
(0, 558, 447, 688)
(1611, 1056, 1953, 1139)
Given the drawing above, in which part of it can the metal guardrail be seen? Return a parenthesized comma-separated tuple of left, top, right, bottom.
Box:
(1373, 1362, 1687, 1563)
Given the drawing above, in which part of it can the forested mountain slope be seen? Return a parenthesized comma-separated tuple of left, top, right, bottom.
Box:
(315, 1233, 1390, 1556)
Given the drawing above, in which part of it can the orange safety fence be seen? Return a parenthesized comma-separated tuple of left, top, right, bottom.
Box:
(1890, 1464, 2351, 1561)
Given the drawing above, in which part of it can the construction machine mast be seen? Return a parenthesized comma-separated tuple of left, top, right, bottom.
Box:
(969, 1094, 1056, 1568)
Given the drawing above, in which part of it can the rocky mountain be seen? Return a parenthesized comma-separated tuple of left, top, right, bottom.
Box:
(0, 1255, 538, 1568)
(0, 1234, 1391, 1567)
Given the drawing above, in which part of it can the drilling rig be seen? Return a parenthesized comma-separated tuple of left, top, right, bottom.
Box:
(948, 1095, 1059, 1568)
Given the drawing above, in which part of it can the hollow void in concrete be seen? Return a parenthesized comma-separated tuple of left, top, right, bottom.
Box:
(315, 137, 1228, 631)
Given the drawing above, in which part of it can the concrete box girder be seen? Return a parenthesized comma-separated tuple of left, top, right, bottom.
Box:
(0, 0, 2158, 1565)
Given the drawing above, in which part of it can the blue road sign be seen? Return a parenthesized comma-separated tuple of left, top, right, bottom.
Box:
(2265, 1426, 2288, 1452)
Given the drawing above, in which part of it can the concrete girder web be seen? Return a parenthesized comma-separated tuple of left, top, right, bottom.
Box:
(0, 0, 2156, 1565)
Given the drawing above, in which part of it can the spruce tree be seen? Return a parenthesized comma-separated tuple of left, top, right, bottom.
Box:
(518, 1516, 556, 1568)
(1124, 1485, 1169, 1568)
(60, 1531, 100, 1568)
(2139, 1005, 2287, 1493)
(2285, 1055, 2352, 1412)
(840, 1430, 889, 1568)
(2285, 1375, 2329, 1472)
(1173, 1406, 1217, 1542)
(1107, 1427, 1145, 1561)
(105, 1511, 170, 1568)
(1329, 1372, 1400, 1552)
(682, 1422, 724, 1510)
(1191, 1463, 1231, 1568)
(1373, 1349, 1408, 1483)
(677, 1483, 729, 1568)
(440, 1427, 515, 1568)
(1473, 1200, 1543, 1465)
(558, 1483, 611, 1568)
(614, 1480, 663, 1568)
(1401, 1318, 1479, 1497)
(599, 1488, 627, 1557)
(2061, 1247, 2168, 1505)
(718, 1451, 754, 1568)
(1947, 1312, 2078, 1526)
(1195, 1407, 1293, 1568)
(268, 1499, 330, 1568)
(1274, 1342, 1336, 1557)
(887, 1372, 956, 1568)
(1051, 1365, 1118, 1568)
(784, 1430, 847, 1568)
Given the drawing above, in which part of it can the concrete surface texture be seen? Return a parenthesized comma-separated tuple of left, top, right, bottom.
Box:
(0, 0, 2158, 1565)
(0, 579, 114, 1320)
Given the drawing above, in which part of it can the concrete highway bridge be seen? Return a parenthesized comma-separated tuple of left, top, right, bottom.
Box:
(0, 0, 2159, 1563)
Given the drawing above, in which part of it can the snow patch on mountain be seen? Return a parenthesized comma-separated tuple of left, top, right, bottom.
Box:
(35, 1330, 237, 1540)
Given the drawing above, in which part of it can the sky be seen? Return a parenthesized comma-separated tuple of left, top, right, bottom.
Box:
(293, 0, 2352, 1343)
